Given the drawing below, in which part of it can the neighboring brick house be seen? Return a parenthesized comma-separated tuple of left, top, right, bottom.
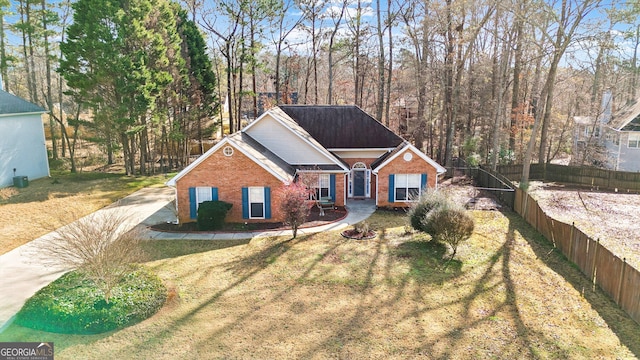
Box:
(166, 105, 446, 223)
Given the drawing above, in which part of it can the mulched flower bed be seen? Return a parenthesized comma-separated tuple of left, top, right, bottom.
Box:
(151, 206, 347, 233)
(341, 229, 377, 240)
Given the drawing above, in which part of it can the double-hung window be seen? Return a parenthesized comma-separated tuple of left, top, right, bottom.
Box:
(628, 133, 640, 148)
(315, 174, 330, 199)
(196, 187, 213, 207)
(249, 187, 265, 219)
(189, 187, 218, 219)
(394, 174, 421, 201)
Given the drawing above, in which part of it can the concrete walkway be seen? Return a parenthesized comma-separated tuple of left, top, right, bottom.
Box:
(0, 187, 376, 331)
(144, 198, 377, 240)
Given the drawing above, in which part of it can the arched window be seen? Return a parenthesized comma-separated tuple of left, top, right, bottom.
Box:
(352, 162, 367, 169)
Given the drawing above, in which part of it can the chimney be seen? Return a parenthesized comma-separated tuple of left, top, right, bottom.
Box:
(600, 90, 612, 124)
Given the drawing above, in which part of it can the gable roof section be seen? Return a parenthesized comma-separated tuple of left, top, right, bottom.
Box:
(278, 105, 404, 149)
(244, 107, 349, 171)
(166, 132, 295, 187)
(0, 90, 46, 116)
(608, 99, 640, 131)
(372, 142, 446, 174)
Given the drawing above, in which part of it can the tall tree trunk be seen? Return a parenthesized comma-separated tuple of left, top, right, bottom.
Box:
(25, 0, 38, 103)
(225, 42, 234, 134)
(443, 0, 455, 169)
(384, 0, 393, 127)
(632, 25, 639, 102)
(509, 1, 524, 154)
(41, 0, 57, 159)
(375, 0, 385, 121)
(0, 5, 8, 92)
(327, 0, 346, 104)
(18, 0, 33, 100)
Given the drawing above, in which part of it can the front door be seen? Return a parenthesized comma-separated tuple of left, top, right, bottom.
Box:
(353, 170, 365, 197)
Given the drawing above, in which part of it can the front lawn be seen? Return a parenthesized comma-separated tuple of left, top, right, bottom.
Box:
(1, 210, 638, 359)
(0, 171, 171, 255)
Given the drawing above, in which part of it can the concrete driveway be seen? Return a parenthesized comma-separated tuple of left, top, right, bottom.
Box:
(0, 186, 175, 331)
(0, 186, 376, 331)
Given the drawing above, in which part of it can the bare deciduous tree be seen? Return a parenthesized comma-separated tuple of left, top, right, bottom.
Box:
(44, 210, 143, 303)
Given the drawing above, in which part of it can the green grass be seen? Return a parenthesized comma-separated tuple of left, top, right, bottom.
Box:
(14, 266, 166, 335)
(1, 209, 639, 359)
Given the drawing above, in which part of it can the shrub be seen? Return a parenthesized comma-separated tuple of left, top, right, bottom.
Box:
(408, 189, 448, 232)
(45, 210, 143, 303)
(354, 221, 370, 235)
(423, 203, 475, 260)
(197, 201, 233, 231)
(15, 266, 166, 334)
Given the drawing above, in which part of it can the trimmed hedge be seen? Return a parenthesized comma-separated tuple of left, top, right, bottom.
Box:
(15, 266, 166, 334)
(197, 200, 232, 230)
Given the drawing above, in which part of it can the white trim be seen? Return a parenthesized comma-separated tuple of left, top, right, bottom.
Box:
(0, 111, 47, 118)
(375, 173, 379, 206)
(296, 169, 349, 174)
(392, 173, 422, 202)
(328, 147, 395, 152)
(372, 143, 446, 175)
(248, 186, 266, 219)
(244, 109, 349, 171)
(165, 136, 292, 187)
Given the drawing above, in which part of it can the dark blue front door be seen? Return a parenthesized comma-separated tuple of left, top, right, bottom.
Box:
(354, 170, 365, 197)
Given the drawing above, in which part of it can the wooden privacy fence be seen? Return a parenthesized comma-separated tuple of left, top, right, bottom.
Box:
(498, 164, 640, 192)
(514, 189, 640, 324)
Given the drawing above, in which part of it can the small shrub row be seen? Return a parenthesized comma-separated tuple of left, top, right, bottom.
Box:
(15, 266, 166, 334)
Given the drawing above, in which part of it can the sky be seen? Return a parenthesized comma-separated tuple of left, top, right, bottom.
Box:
(1, 0, 638, 70)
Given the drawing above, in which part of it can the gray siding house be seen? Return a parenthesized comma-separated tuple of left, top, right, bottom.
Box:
(0, 90, 49, 187)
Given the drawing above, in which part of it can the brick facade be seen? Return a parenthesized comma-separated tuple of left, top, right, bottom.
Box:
(376, 148, 440, 208)
(176, 144, 286, 223)
(175, 144, 347, 223)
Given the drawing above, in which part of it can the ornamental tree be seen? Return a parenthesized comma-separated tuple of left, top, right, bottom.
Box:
(278, 181, 312, 238)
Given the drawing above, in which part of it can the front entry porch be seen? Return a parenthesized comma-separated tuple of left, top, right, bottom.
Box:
(348, 162, 371, 199)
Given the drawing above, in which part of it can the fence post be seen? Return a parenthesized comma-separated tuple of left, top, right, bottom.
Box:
(616, 258, 627, 305)
(568, 222, 575, 262)
(591, 239, 599, 291)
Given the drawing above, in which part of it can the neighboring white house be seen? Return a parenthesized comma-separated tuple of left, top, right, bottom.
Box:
(0, 89, 49, 187)
(572, 92, 640, 171)
(602, 99, 640, 171)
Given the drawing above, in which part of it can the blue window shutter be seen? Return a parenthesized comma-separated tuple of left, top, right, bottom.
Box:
(242, 187, 249, 219)
(189, 187, 197, 219)
(264, 187, 271, 219)
(388, 174, 395, 203)
(212, 187, 219, 201)
(329, 174, 336, 202)
(421, 173, 427, 190)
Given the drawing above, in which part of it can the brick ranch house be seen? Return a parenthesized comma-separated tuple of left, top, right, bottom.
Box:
(166, 105, 446, 224)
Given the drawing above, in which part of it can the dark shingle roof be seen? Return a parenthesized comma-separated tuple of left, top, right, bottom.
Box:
(0, 90, 46, 115)
(278, 105, 403, 149)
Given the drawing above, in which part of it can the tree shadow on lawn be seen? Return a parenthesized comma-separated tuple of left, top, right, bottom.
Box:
(506, 210, 640, 358)
(140, 239, 251, 261)
(392, 239, 463, 284)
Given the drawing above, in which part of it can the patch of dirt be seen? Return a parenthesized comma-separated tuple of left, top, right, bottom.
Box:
(527, 181, 640, 270)
(440, 176, 504, 211)
(340, 229, 377, 240)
